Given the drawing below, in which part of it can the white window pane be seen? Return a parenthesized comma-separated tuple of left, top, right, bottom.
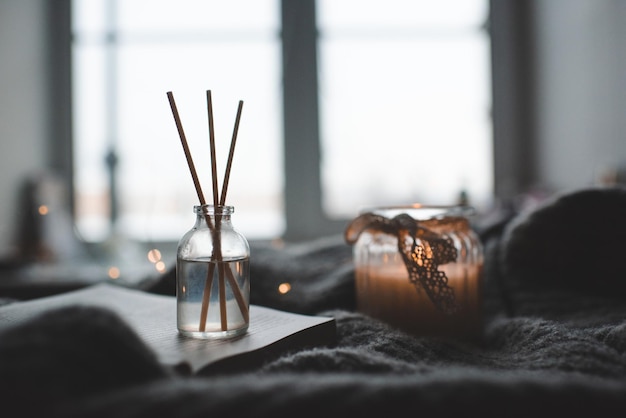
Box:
(318, 1, 492, 217)
(72, 0, 282, 243)
(319, 0, 487, 30)
(72, 0, 107, 33)
(118, 0, 279, 32)
(72, 45, 111, 239)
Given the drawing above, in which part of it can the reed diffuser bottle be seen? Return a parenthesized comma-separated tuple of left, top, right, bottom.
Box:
(177, 204, 250, 339)
(167, 89, 247, 339)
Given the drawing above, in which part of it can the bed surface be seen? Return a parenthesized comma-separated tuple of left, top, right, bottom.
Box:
(1, 187, 626, 418)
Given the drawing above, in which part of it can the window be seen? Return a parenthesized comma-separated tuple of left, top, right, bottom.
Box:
(318, 0, 492, 217)
(71, 0, 491, 246)
(72, 0, 282, 244)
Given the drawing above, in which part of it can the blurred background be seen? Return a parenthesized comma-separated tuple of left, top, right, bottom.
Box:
(1, 0, 625, 291)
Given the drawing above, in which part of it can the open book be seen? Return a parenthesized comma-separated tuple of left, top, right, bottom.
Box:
(0, 283, 336, 375)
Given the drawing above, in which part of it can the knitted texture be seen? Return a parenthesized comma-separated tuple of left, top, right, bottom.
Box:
(2, 187, 626, 417)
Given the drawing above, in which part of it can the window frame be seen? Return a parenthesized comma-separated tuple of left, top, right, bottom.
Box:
(281, 0, 345, 240)
(49, 0, 507, 245)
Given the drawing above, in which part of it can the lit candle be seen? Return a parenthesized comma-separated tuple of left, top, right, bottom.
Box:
(347, 206, 484, 339)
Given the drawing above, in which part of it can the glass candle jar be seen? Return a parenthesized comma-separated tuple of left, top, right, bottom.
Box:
(176, 204, 250, 339)
(345, 205, 484, 339)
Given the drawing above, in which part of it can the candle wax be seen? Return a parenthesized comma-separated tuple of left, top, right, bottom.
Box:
(355, 259, 483, 339)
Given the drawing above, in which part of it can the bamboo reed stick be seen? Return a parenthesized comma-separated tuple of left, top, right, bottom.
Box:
(166, 91, 217, 332)
(220, 100, 244, 206)
(225, 265, 249, 322)
(220, 100, 249, 323)
(205, 90, 228, 331)
(166, 91, 208, 208)
(207, 90, 220, 208)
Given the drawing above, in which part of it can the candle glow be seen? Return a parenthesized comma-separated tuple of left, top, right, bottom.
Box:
(350, 207, 484, 339)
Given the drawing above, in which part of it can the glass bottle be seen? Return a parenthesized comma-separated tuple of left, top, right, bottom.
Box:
(345, 205, 484, 340)
(176, 204, 250, 339)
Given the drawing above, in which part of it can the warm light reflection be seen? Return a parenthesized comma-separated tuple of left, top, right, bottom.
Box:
(147, 249, 162, 263)
(38, 205, 49, 215)
(278, 283, 291, 294)
(108, 266, 121, 279)
(271, 238, 285, 249)
(155, 261, 167, 273)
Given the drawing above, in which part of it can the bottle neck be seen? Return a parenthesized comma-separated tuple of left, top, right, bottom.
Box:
(194, 205, 233, 228)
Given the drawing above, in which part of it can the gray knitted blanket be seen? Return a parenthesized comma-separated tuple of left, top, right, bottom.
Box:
(1, 188, 626, 418)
